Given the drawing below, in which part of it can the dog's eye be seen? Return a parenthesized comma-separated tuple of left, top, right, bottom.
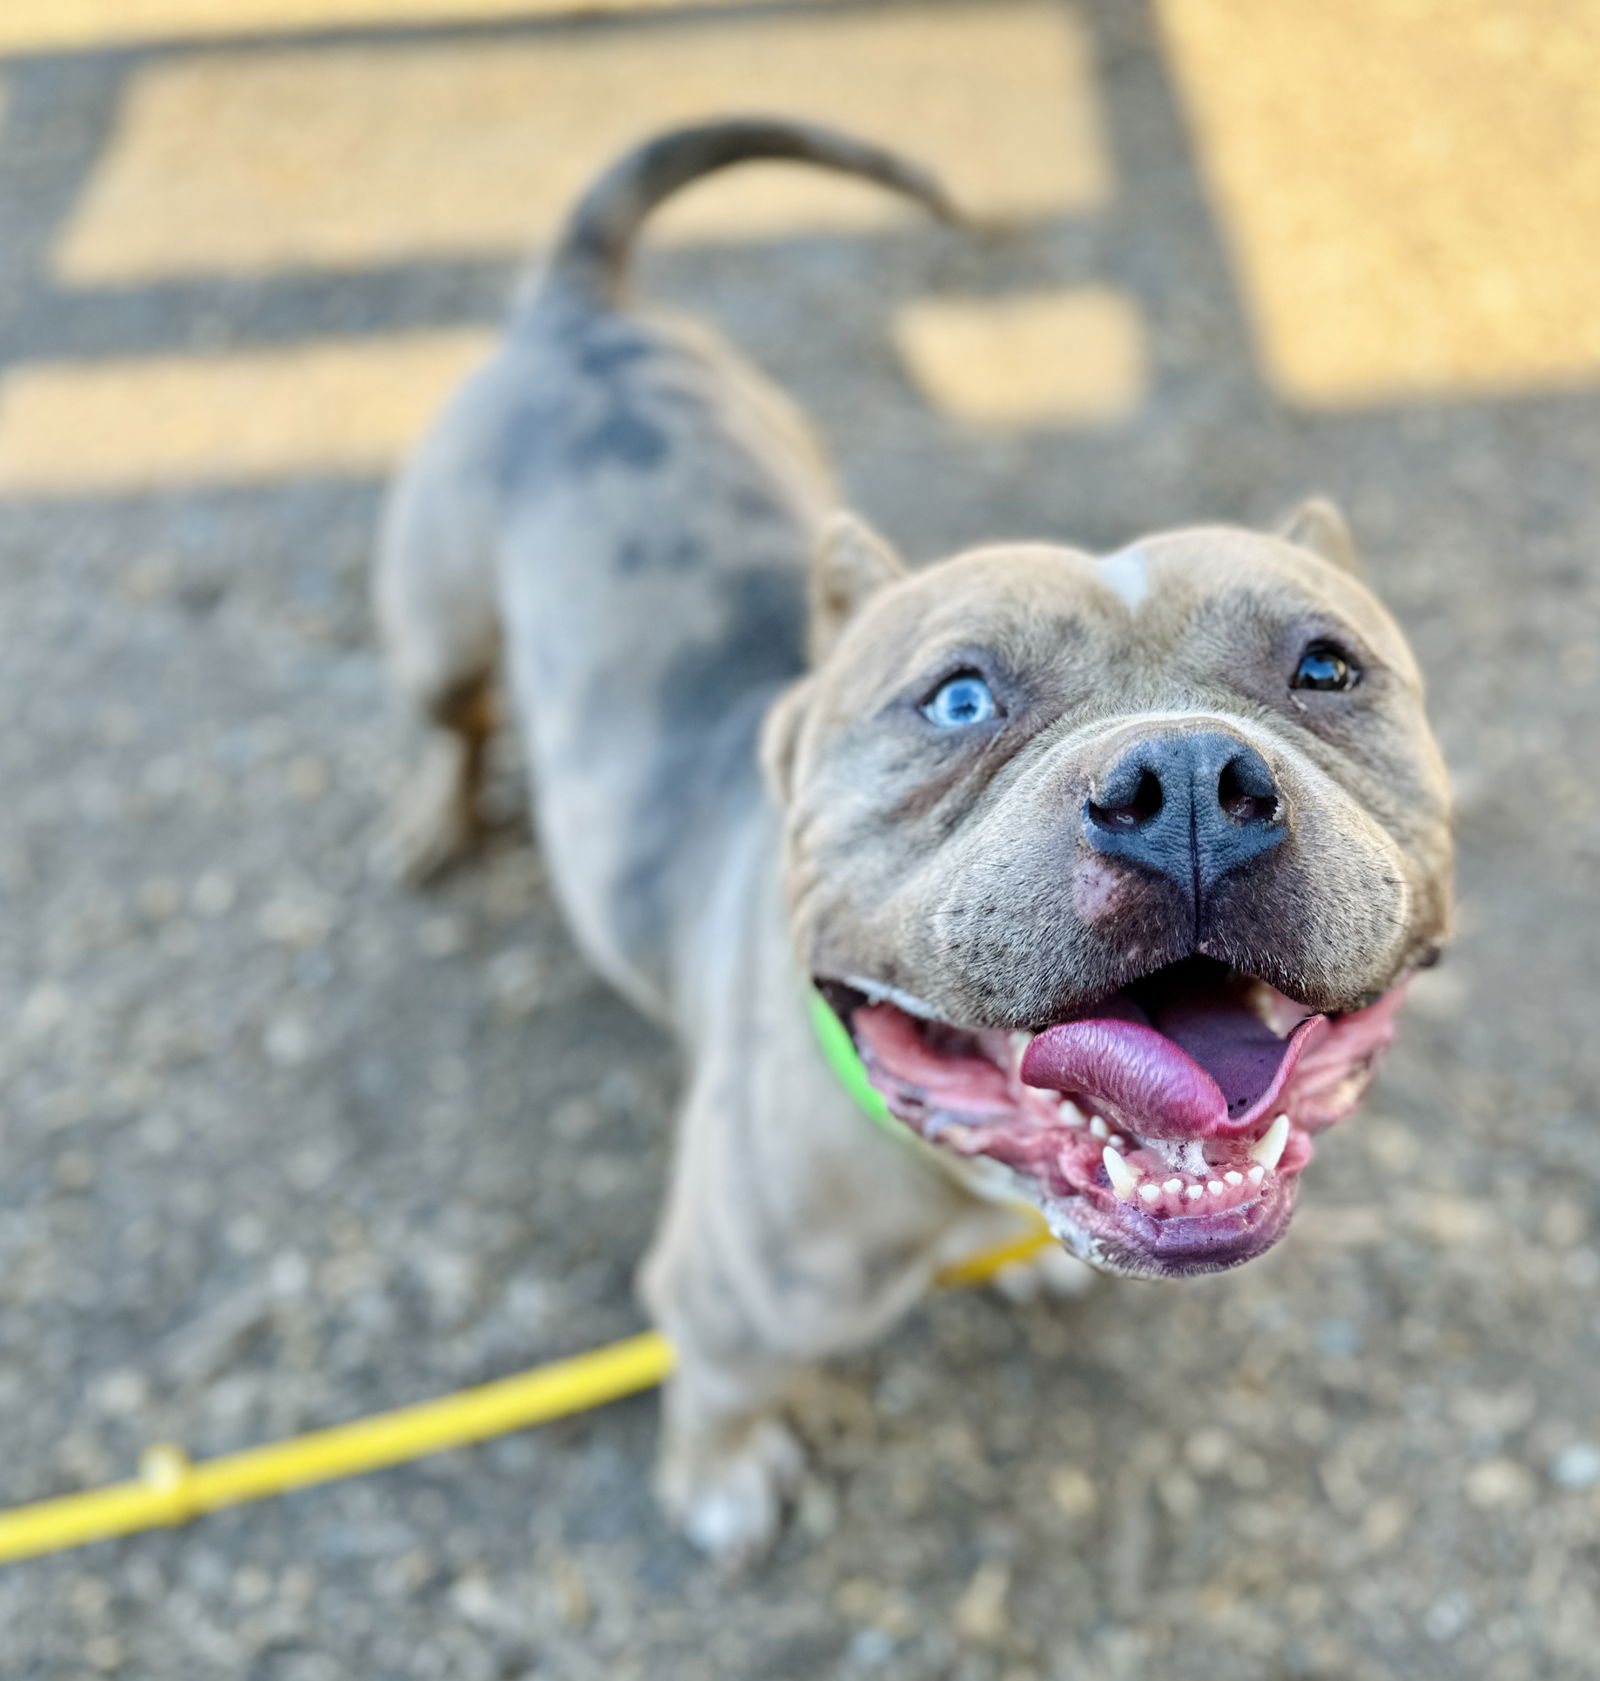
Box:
(1291, 640, 1359, 692)
(922, 672, 1000, 728)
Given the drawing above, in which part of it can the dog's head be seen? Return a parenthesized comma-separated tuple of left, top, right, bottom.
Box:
(763, 503, 1453, 1277)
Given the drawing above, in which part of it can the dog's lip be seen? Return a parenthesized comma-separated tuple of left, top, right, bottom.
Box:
(830, 972, 947, 1022)
(1044, 1169, 1300, 1277)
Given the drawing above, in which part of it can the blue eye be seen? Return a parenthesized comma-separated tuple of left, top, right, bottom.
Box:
(922, 673, 999, 728)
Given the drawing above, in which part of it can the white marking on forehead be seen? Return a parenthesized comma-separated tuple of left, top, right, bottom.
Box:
(1096, 544, 1151, 610)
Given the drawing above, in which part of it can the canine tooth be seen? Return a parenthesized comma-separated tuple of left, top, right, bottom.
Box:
(1224, 1170, 1244, 1187)
(1139, 1183, 1162, 1204)
(1103, 1145, 1138, 1200)
(1163, 1177, 1184, 1196)
(1247, 1163, 1266, 1186)
(1185, 1183, 1204, 1201)
(1250, 1114, 1290, 1172)
(1089, 1116, 1109, 1140)
(1207, 1180, 1225, 1196)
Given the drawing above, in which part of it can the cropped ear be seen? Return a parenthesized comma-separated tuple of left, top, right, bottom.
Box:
(759, 676, 815, 807)
(810, 511, 907, 663)
(1278, 496, 1362, 576)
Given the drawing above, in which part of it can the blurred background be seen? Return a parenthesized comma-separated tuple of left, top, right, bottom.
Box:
(1, 1, 1597, 1676)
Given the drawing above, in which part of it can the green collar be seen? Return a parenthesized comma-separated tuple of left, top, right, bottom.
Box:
(808, 989, 901, 1138)
(811, 990, 1041, 1229)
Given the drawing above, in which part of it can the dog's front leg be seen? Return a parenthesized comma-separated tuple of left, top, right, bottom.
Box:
(645, 1256, 809, 1568)
(639, 964, 975, 1566)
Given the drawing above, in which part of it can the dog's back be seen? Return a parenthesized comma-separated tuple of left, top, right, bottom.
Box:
(376, 120, 953, 1018)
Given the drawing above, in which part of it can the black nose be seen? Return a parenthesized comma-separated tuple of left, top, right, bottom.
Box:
(1084, 729, 1284, 894)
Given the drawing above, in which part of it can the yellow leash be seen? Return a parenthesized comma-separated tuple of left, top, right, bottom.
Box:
(0, 1215, 1052, 1565)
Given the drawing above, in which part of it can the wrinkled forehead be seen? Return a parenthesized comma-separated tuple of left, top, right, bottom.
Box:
(828, 530, 1416, 696)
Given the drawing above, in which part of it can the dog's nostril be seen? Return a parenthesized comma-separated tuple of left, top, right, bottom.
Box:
(1083, 731, 1285, 891)
(1089, 767, 1164, 831)
(1217, 754, 1279, 826)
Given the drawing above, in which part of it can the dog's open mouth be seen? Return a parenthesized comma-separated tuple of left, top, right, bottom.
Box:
(819, 957, 1405, 1277)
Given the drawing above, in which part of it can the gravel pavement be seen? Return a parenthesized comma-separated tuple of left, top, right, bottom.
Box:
(2, 4, 1599, 1677)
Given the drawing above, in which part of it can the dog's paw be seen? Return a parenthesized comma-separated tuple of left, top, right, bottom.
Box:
(374, 809, 475, 888)
(655, 1416, 806, 1569)
(371, 755, 477, 888)
(990, 1245, 1096, 1303)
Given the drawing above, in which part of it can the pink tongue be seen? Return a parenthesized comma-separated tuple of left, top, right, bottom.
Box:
(1021, 1013, 1326, 1140)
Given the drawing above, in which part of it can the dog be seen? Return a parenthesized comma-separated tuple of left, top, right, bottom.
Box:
(375, 118, 1454, 1564)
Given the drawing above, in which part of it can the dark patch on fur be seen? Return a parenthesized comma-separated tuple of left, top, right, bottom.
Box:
(563, 320, 684, 475)
(492, 395, 565, 499)
(729, 484, 790, 525)
(571, 407, 669, 471)
(496, 367, 671, 487)
(615, 536, 647, 576)
(616, 533, 705, 576)
(608, 567, 807, 966)
(577, 332, 655, 379)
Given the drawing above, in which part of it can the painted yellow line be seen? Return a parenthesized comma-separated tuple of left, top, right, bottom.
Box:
(0, 288, 1143, 496)
(0, 1215, 1053, 1564)
(55, 1, 1108, 282)
(895, 288, 1146, 427)
(1159, 0, 1600, 405)
(0, 0, 768, 56)
(0, 331, 494, 493)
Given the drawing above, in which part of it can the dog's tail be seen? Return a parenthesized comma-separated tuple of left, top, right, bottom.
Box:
(543, 117, 958, 309)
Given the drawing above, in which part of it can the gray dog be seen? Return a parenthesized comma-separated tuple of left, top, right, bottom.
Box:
(376, 119, 1454, 1563)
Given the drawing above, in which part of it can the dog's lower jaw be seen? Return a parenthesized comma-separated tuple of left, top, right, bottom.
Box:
(1039, 1172, 1300, 1280)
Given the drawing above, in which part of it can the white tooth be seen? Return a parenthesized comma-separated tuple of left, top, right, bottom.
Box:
(1109, 1135, 1126, 1152)
(1185, 1183, 1204, 1201)
(1089, 1116, 1109, 1140)
(1139, 1183, 1162, 1204)
(1224, 1170, 1244, 1187)
(1010, 1031, 1031, 1067)
(1163, 1177, 1184, 1196)
(1250, 1114, 1290, 1172)
(1207, 1180, 1225, 1196)
(1060, 1100, 1085, 1127)
(1103, 1145, 1138, 1200)
(1247, 1163, 1266, 1186)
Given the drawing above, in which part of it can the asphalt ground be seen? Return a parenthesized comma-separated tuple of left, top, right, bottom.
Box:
(1, 2, 1599, 1677)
